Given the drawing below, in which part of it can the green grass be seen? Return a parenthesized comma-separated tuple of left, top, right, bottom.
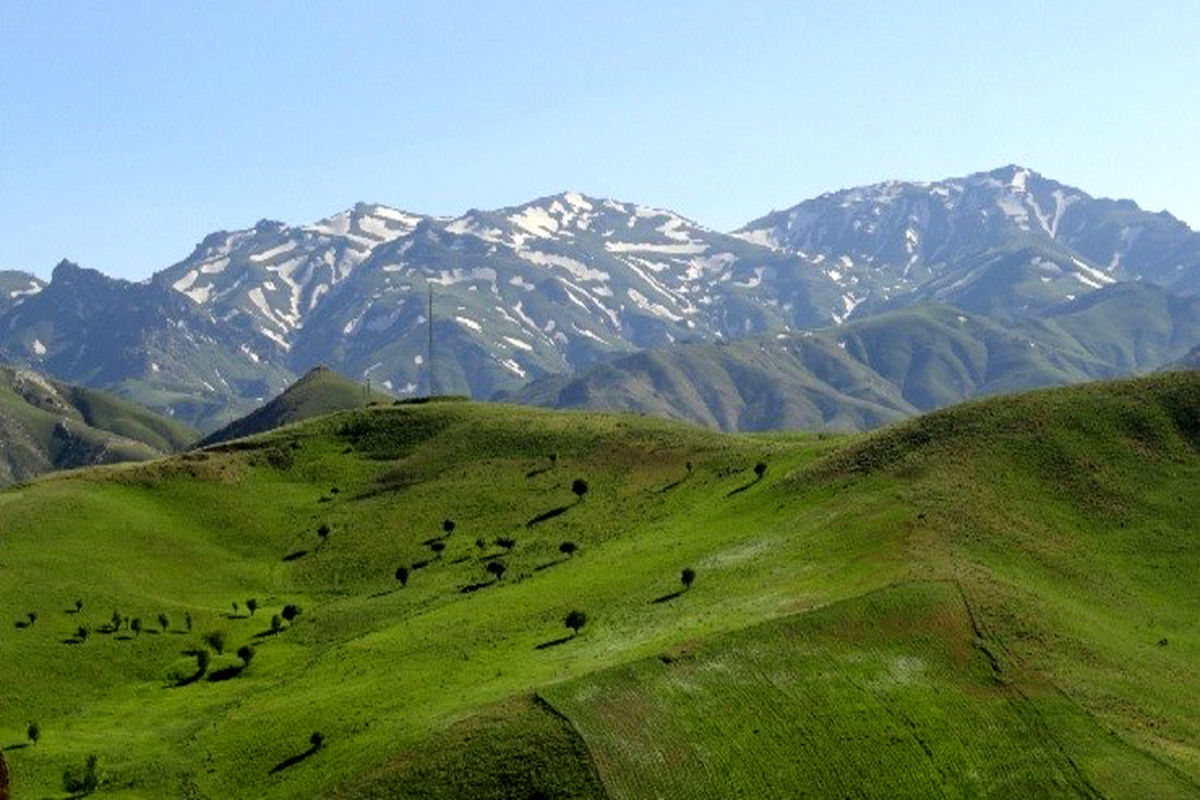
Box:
(0, 374, 1198, 797)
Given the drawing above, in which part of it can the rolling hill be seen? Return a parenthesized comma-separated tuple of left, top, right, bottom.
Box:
(516, 286, 1200, 431)
(0, 364, 196, 486)
(197, 366, 392, 447)
(0, 373, 1198, 797)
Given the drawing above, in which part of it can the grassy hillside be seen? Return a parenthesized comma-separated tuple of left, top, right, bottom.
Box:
(0, 365, 196, 486)
(198, 366, 391, 447)
(518, 294, 1200, 432)
(0, 374, 1198, 798)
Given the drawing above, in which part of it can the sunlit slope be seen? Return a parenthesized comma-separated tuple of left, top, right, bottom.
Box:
(0, 374, 1198, 798)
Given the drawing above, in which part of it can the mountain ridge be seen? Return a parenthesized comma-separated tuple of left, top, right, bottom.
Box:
(3, 166, 1199, 430)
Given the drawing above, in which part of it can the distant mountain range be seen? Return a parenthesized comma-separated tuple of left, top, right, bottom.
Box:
(2, 165, 1198, 432)
(0, 365, 195, 485)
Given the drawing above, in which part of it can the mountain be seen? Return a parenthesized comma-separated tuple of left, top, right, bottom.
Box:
(4, 167, 1200, 430)
(0, 364, 196, 485)
(2, 373, 1198, 796)
(0, 261, 295, 431)
(0, 270, 44, 315)
(517, 286, 1200, 431)
(738, 165, 1200, 318)
(198, 365, 391, 447)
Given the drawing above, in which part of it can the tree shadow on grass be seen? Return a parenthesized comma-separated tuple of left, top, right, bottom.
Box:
(525, 466, 552, 478)
(535, 635, 573, 650)
(526, 506, 569, 527)
(269, 746, 318, 775)
(115, 635, 133, 642)
(252, 629, 281, 640)
(59, 638, 82, 646)
(651, 590, 684, 604)
(656, 476, 689, 494)
(459, 580, 494, 594)
(726, 478, 761, 497)
(448, 556, 469, 565)
(367, 589, 395, 599)
(282, 550, 309, 562)
(207, 665, 245, 682)
(3, 743, 29, 751)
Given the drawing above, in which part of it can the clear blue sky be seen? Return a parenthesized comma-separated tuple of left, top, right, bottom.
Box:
(2, 1, 1198, 280)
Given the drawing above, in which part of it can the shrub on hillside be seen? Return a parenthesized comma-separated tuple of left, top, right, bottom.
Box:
(486, 561, 507, 581)
(62, 754, 101, 795)
(565, 610, 587, 634)
(572, 478, 588, 500)
(559, 541, 578, 558)
(203, 630, 226, 654)
(681, 567, 696, 590)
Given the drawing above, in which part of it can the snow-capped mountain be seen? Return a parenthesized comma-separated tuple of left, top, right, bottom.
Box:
(738, 165, 1200, 317)
(0, 270, 45, 315)
(3, 166, 1199, 431)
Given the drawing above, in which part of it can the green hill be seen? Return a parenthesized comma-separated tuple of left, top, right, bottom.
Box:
(0, 365, 197, 486)
(517, 291, 1200, 431)
(1, 373, 1198, 797)
(197, 365, 391, 447)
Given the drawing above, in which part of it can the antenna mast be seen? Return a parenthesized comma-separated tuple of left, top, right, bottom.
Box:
(427, 284, 435, 396)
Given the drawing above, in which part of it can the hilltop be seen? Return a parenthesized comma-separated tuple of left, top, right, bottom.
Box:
(0, 374, 1197, 797)
(198, 366, 391, 447)
(0, 364, 196, 486)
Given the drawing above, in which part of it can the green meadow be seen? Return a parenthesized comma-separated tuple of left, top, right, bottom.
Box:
(1, 373, 1198, 798)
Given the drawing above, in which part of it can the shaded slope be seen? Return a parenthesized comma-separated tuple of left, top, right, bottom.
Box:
(517, 294, 1200, 431)
(0, 365, 196, 485)
(198, 365, 391, 446)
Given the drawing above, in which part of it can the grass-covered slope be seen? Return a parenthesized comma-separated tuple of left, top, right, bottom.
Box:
(1, 374, 1198, 798)
(518, 294, 1200, 433)
(198, 365, 391, 447)
(0, 365, 196, 485)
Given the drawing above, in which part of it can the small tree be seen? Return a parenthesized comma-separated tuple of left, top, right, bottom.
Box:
(203, 630, 226, 655)
(475, 537, 486, 550)
(559, 541, 578, 558)
(572, 478, 588, 500)
(282, 604, 301, 624)
(26, 611, 37, 626)
(486, 560, 507, 581)
(565, 610, 587, 635)
(237, 644, 255, 667)
(496, 536, 516, 551)
(686, 460, 694, 474)
(246, 598, 258, 617)
(754, 461, 767, 480)
(158, 613, 169, 633)
(443, 519, 456, 535)
(110, 610, 122, 631)
(231, 601, 240, 617)
(395, 566, 410, 587)
(430, 541, 446, 557)
(681, 567, 696, 590)
(271, 614, 283, 634)
(76, 625, 89, 642)
(130, 618, 142, 637)
(27, 722, 40, 745)
(317, 524, 331, 544)
(195, 649, 210, 676)
(185, 611, 193, 632)
(310, 731, 325, 751)
(74, 599, 84, 613)
(62, 754, 100, 795)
